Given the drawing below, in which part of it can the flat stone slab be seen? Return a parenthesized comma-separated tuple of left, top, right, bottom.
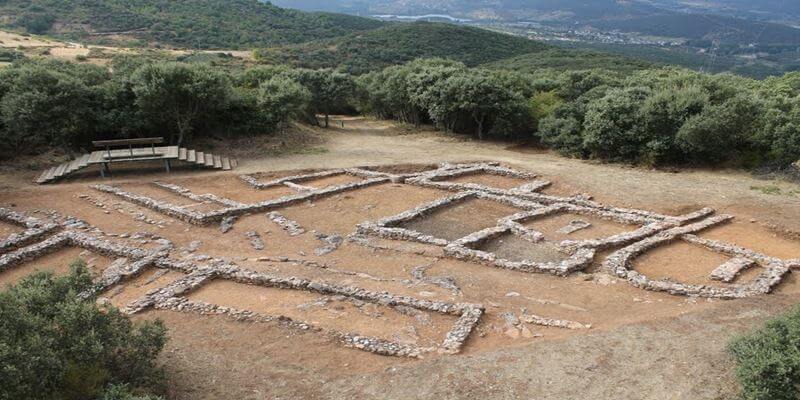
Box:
(709, 257, 756, 283)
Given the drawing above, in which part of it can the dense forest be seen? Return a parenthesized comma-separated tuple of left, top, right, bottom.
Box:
(0, 0, 385, 48)
(356, 59, 800, 167)
(256, 23, 551, 74)
(0, 1, 797, 169)
(1, 54, 797, 169)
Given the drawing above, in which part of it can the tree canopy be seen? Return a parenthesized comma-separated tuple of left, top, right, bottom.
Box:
(0, 260, 167, 400)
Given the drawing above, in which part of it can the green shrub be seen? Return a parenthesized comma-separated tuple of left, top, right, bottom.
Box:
(728, 305, 800, 400)
(0, 260, 167, 400)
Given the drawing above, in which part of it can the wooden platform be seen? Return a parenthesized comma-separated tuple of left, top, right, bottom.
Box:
(36, 146, 237, 184)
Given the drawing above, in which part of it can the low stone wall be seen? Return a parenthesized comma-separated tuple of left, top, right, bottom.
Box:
(122, 255, 484, 358)
(357, 163, 727, 279)
(601, 215, 795, 298)
(519, 313, 591, 330)
(93, 176, 390, 226)
(0, 222, 171, 299)
(0, 207, 61, 254)
(153, 182, 245, 208)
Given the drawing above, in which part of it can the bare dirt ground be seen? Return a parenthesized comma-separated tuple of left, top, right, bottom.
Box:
(1, 117, 800, 399)
(0, 30, 254, 66)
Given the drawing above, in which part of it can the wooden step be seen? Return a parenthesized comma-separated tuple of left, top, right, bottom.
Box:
(195, 152, 205, 165)
(221, 157, 231, 171)
(178, 148, 188, 161)
(36, 167, 55, 183)
(204, 153, 214, 167)
(213, 155, 222, 169)
(76, 154, 91, 168)
(53, 163, 68, 178)
(63, 160, 77, 173)
(187, 149, 196, 163)
(66, 159, 81, 173)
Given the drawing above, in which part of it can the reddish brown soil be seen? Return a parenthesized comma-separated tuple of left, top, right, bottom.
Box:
(702, 221, 800, 260)
(445, 173, 528, 189)
(105, 268, 186, 308)
(399, 198, 521, 241)
(164, 175, 297, 204)
(298, 173, 363, 188)
(2, 117, 800, 399)
(523, 212, 639, 242)
(0, 220, 22, 237)
(280, 183, 449, 235)
(0, 247, 111, 287)
(479, 234, 567, 263)
(188, 280, 454, 347)
(633, 241, 733, 285)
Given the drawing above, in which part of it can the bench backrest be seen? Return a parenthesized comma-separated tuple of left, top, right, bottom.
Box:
(92, 137, 164, 148)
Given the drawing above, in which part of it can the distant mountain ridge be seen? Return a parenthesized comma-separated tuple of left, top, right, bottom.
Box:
(271, 0, 800, 45)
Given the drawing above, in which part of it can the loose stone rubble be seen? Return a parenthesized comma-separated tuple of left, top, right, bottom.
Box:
(0, 207, 60, 254)
(314, 233, 343, 256)
(409, 264, 461, 294)
(219, 216, 238, 233)
(557, 220, 592, 235)
(267, 211, 305, 236)
(245, 231, 265, 250)
(519, 312, 591, 330)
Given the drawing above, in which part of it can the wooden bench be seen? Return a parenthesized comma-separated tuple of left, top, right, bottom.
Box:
(92, 137, 174, 177)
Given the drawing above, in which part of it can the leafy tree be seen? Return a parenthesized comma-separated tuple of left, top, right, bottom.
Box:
(290, 69, 355, 127)
(635, 85, 709, 164)
(427, 70, 527, 139)
(0, 260, 167, 400)
(237, 65, 295, 89)
(258, 76, 312, 125)
(131, 62, 232, 146)
(0, 64, 95, 154)
(755, 97, 800, 165)
(676, 95, 763, 163)
(529, 91, 562, 132)
(729, 304, 800, 400)
(582, 87, 652, 161)
(17, 12, 54, 34)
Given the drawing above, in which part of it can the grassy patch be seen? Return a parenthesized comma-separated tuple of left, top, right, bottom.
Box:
(750, 185, 783, 195)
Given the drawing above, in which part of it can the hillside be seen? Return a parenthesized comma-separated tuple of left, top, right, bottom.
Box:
(484, 49, 654, 75)
(641, 0, 800, 26)
(257, 22, 551, 74)
(0, 0, 386, 49)
(555, 42, 800, 79)
(590, 14, 800, 46)
(273, 0, 800, 46)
